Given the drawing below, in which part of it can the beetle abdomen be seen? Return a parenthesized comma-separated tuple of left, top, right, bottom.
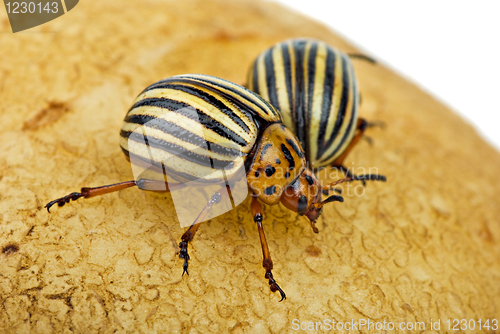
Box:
(248, 39, 359, 168)
(120, 74, 282, 184)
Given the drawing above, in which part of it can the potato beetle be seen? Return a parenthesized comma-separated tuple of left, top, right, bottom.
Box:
(247, 38, 380, 175)
(46, 74, 384, 301)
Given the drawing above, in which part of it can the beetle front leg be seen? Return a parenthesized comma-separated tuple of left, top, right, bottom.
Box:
(179, 225, 200, 276)
(179, 188, 226, 276)
(251, 195, 286, 301)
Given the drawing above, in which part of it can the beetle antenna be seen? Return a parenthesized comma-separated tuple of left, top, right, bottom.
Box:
(314, 194, 344, 210)
(347, 53, 376, 64)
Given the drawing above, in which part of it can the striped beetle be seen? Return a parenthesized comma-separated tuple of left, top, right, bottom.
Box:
(248, 38, 380, 175)
(46, 74, 384, 301)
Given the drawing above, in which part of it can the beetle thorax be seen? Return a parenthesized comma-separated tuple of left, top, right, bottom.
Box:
(247, 123, 306, 205)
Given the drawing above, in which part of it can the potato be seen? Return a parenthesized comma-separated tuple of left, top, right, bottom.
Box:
(0, 0, 499, 333)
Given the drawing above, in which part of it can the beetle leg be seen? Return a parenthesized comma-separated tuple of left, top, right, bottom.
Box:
(331, 118, 367, 170)
(347, 53, 376, 64)
(45, 179, 185, 212)
(251, 195, 286, 301)
(331, 118, 368, 185)
(363, 135, 373, 145)
(321, 174, 387, 194)
(360, 119, 385, 146)
(322, 187, 342, 196)
(45, 180, 136, 212)
(179, 188, 226, 276)
(366, 120, 386, 129)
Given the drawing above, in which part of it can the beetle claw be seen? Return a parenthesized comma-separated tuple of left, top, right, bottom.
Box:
(45, 192, 84, 212)
(182, 261, 189, 276)
(265, 270, 286, 301)
(179, 241, 190, 276)
(363, 135, 374, 145)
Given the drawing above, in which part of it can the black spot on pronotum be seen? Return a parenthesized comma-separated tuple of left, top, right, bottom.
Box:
(264, 186, 276, 195)
(298, 195, 308, 214)
(260, 143, 272, 160)
(281, 144, 295, 170)
(304, 174, 314, 186)
(286, 138, 304, 158)
(265, 166, 276, 177)
(275, 158, 281, 164)
(2, 243, 19, 255)
(255, 171, 260, 177)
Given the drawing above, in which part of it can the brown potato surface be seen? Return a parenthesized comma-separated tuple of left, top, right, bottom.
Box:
(0, 0, 499, 333)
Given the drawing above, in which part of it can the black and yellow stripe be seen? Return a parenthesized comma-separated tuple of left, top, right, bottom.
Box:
(247, 39, 359, 168)
(120, 74, 281, 184)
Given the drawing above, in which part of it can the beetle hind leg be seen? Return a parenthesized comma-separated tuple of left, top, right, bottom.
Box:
(331, 118, 388, 186)
(45, 192, 85, 212)
(44, 179, 182, 212)
(331, 118, 368, 172)
(251, 195, 286, 301)
(45, 180, 138, 212)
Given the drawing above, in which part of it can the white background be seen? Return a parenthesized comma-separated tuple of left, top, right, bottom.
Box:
(271, 0, 500, 150)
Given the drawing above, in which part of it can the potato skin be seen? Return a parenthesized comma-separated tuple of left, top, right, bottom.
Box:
(0, 0, 499, 332)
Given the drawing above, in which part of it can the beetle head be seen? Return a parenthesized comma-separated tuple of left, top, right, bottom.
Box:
(280, 168, 343, 232)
